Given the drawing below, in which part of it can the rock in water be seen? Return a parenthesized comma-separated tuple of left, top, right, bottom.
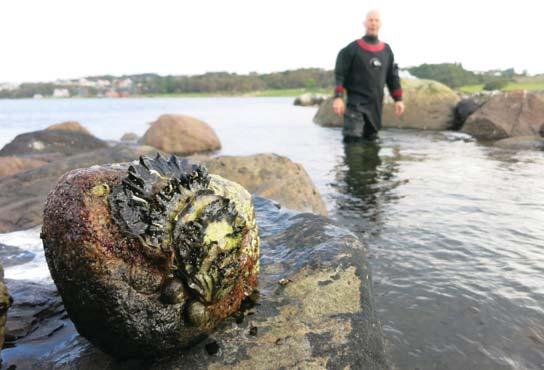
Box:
(45, 121, 92, 135)
(0, 264, 9, 360)
(41, 154, 260, 359)
(140, 114, 221, 155)
(382, 79, 460, 130)
(462, 90, 544, 140)
(313, 97, 343, 127)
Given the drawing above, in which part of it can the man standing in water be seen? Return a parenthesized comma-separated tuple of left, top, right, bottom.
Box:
(333, 10, 405, 141)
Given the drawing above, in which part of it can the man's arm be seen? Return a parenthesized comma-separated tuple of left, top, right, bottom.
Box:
(333, 45, 352, 116)
(385, 46, 405, 117)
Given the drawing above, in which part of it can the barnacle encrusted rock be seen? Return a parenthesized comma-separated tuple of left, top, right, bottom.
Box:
(41, 154, 259, 358)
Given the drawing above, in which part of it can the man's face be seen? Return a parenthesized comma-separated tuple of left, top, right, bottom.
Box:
(364, 12, 381, 36)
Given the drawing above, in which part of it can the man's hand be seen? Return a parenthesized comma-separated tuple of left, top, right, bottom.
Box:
(394, 101, 405, 117)
(333, 98, 345, 116)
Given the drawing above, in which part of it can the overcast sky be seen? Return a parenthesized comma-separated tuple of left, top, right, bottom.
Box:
(1, 0, 542, 83)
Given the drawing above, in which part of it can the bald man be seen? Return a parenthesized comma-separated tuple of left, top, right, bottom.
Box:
(333, 10, 404, 141)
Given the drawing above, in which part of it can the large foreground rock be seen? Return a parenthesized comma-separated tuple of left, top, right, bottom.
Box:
(41, 157, 260, 358)
(0, 129, 107, 156)
(462, 91, 544, 140)
(204, 154, 328, 216)
(2, 197, 387, 369)
(140, 114, 221, 155)
(382, 79, 460, 130)
(0, 145, 156, 233)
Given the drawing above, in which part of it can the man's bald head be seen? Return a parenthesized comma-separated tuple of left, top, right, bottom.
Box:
(364, 10, 382, 37)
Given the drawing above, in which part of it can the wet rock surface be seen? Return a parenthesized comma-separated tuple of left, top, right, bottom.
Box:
(0, 129, 107, 157)
(41, 155, 260, 358)
(203, 154, 328, 216)
(0, 145, 156, 233)
(1, 196, 387, 369)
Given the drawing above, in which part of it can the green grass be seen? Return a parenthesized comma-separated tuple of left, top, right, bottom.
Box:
(458, 80, 544, 93)
(135, 88, 331, 98)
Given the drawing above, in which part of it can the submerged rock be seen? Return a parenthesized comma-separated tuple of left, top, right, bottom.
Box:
(462, 90, 544, 140)
(3, 197, 387, 369)
(203, 154, 328, 216)
(140, 114, 221, 155)
(41, 154, 260, 358)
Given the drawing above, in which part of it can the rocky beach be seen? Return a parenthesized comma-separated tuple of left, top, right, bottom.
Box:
(0, 90, 543, 369)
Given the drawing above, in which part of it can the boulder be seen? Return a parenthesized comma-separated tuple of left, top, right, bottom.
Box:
(45, 121, 91, 135)
(2, 197, 387, 369)
(294, 93, 327, 107)
(203, 154, 327, 216)
(41, 155, 260, 358)
(140, 114, 221, 155)
(493, 136, 544, 150)
(0, 145, 156, 233)
(462, 90, 544, 140)
(0, 130, 107, 157)
(382, 79, 460, 130)
(0, 265, 9, 359)
(313, 97, 343, 127)
(120, 132, 139, 142)
(0, 156, 49, 177)
(454, 98, 486, 130)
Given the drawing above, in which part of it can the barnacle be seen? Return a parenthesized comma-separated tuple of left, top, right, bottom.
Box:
(108, 153, 259, 307)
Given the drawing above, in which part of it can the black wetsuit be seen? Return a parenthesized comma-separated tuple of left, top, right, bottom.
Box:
(334, 35, 403, 140)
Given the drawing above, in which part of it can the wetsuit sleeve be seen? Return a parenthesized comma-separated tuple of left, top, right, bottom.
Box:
(334, 45, 353, 98)
(386, 46, 403, 102)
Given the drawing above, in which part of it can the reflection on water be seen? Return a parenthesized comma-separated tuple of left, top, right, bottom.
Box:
(331, 131, 544, 370)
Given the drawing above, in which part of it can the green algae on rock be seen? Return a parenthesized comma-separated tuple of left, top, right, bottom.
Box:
(41, 154, 259, 358)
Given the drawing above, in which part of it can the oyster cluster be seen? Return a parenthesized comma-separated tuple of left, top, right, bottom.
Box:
(109, 154, 258, 306)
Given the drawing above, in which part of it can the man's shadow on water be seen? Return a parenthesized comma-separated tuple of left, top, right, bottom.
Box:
(333, 139, 400, 236)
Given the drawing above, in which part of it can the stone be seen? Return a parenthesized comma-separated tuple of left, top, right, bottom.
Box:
(0, 130, 107, 157)
(0, 145, 157, 233)
(382, 79, 460, 130)
(2, 197, 387, 369)
(0, 265, 10, 358)
(313, 97, 343, 127)
(462, 90, 544, 140)
(454, 98, 485, 130)
(203, 154, 328, 216)
(120, 132, 139, 142)
(139, 114, 221, 155)
(45, 121, 92, 135)
(41, 154, 259, 358)
(0, 156, 49, 177)
(493, 136, 544, 150)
